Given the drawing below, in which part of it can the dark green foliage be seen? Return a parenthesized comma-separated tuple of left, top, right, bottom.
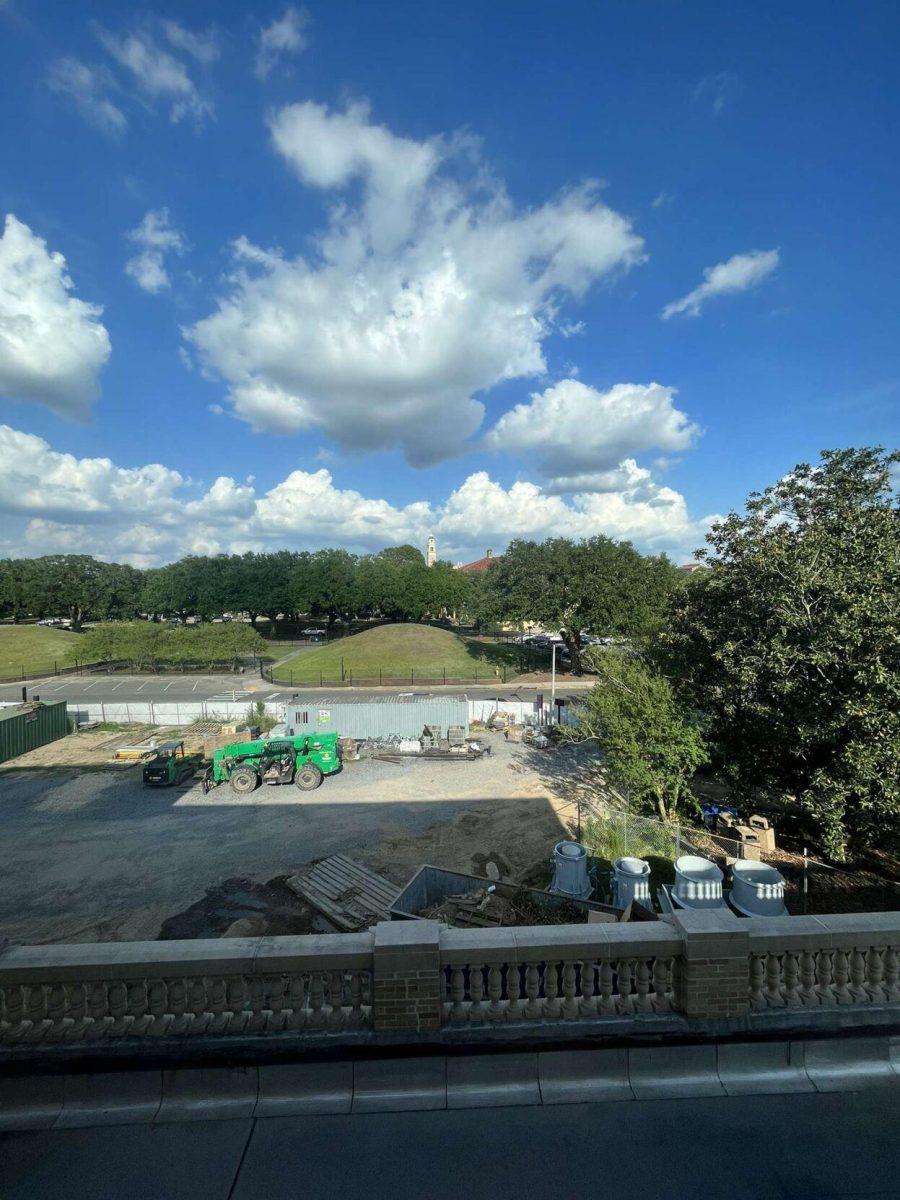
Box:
(660, 447, 900, 860)
(78, 621, 268, 670)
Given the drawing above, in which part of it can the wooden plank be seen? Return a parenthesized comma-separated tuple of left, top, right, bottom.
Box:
(285, 855, 397, 930)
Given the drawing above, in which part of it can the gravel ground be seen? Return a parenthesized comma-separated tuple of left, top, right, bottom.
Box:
(0, 735, 580, 944)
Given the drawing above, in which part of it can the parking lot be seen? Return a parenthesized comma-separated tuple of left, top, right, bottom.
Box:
(0, 733, 580, 945)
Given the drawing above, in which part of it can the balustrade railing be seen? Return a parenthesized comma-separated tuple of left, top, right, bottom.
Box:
(747, 930, 900, 1012)
(439, 926, 683, 1025)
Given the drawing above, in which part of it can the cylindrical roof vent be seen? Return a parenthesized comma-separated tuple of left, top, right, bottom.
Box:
(613, 856, 651, 907)
(550, 840, 592, 900)
(730, 860, 787, 917)
(673, 855, 724, 909)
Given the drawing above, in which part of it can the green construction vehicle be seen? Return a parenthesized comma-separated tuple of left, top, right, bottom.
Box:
(203, 733, 342, 795)
(142, 741, 203, 787)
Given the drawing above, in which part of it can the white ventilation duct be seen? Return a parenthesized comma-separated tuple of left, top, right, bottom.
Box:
(730, 860, 787, 917)
(613, 857, 651, 908)
(550, 841, 592, 900)
(672, 855, 724, 909)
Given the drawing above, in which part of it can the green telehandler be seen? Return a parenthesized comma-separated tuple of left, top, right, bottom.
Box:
(203, 733, 342, 795)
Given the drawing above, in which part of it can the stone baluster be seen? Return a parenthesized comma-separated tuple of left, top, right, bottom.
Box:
(486, 965, 504, 1022)
(468, 964, 486, 1024)
(147, 980, 172, 1036)
(186, 978, 209, 1036)
(106, 980, 133, 1037)
(815, 950, 835, 1007)
(1, 985, 25, 1042)
(448, 967, 467, 1024)
(883, 946, 899, 1002)
(579, 960, 598, 1017)
(326, 971, 345, 1030)
(748, 954, 767, 1009)
(23, 982, 50, 1043)
(597, 960, 616, 1015)
(506, 962, 524, 1021)
(781, 952, 801, 1007)
(832, 948, 852, 1005)
(523, 963, 542, 1019)
(633, 959, 653, 1013)
(864, 947, 886, 1003)
(43, 984, 71, 1043)
(616, 959, 635, 1015)
(560, 961, 579, 1019)
(798, 950, 819, 1007)
(651, 957, 671, 1013)
(222, 976, 246, 1033)
(206, 977, 230, 1035)
(167, 978, 191, 1035)
(246, 977, 266, 1033)
(87, 981, 112, 1038)
(307, 971, 327, 1028)
(543, 962, 561, 1019)
(266, 974, 289, 1032)
(348, 972, 366, 1027)
(765, 953, 785, 1007)
(64, 982, 91, 1041)
(848, 948, 868, 1003)
(285, 974, 308, 1030)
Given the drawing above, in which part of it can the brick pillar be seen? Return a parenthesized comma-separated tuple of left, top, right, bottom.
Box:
(670, 908, 750, 1020)
(373, 921, 443, 1033)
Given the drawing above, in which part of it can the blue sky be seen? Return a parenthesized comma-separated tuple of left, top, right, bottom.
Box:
(0, 0, 897, 566)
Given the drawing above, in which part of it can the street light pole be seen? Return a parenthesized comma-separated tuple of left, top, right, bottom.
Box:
(551, 642, 557, 725)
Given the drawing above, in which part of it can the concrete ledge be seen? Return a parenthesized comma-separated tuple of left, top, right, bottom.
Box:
(802, 1037, 899, 1092)
(56, 1070, 162, 1127)
(629, 1045, 724, 1099)
(717, 1041, 814, 1096)
(156, 1067, 258, 1123)
(352, 1057, 446, 1113)
(256, 1062, 352, 1117)
(0, 1074, 64, 1130)
(538, 1047, 632, 1104)
(447, 1052, 540, 1109)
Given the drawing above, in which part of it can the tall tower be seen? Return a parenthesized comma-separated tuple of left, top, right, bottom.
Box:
(426, 535, 436, 567)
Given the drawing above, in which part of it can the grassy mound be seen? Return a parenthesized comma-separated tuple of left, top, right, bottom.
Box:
(272, 623, 527, 684)
(0, 624, 84, 678)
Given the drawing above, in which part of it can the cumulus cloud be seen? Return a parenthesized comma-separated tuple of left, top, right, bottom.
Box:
(0, 422, 715, 567)
(188, 100, 645, 465)
(0, 215, 111, 418)
(485, 379, 698, 491)
(96, 25, 213, 125)
(255, 6, 308, 78)
(662, 249, 779, 320)
(693, 72, 740, 116)
(48, 58, 127, 137)
(124, 208, 186, 293)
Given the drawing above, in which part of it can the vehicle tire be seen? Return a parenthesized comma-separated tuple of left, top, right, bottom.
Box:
(295, 764, 323, 791)
(230, 766, 259, 794)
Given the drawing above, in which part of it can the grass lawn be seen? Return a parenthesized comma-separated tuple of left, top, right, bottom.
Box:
(271, 622, 532, 684)
(0, 624, 85, 678)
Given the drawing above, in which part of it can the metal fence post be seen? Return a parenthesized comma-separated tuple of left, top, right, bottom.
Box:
(675, 824, 681, 856)
(443, 667, 446, 684)
(379, 668, 382, 685)
(623, 809, 628, 853)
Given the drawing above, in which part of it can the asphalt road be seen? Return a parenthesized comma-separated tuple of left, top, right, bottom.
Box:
(2, 1090, 897, 1200)
(1, 672, 592, 705)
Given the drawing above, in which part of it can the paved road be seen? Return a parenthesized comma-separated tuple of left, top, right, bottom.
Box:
(1, 672, 592, 705)
(2, 1090, 897, 1200)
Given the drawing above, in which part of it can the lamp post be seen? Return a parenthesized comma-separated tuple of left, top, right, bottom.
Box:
(550, 642, 558, 726)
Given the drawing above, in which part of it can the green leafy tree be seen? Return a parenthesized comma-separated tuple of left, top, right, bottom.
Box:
(480, 536, 681, 672)
(296, 549, 359, 624)
(572, 650, 708, 821)
(660, 447, 900, 860)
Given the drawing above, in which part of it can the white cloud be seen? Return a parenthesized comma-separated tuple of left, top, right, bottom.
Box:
(255, 6, 308, 78)
(124, 208, 186, 293)
(662, 249, 779, 320)
(189, 100, 645, 466)
(485, 379, 699, 490)
(693, 72, 740, 116)
(0, 215, 111, 418)
(161, 20, 220, 65)
(0, 422, 715, 567)
(48, 58, 127, 137)
(96, 26, 213, 125)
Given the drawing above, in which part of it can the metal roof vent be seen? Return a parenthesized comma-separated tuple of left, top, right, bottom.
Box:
(672, 855, 724, 909)
(550, 840, 592, 900)
(730, 860, 787, 917)
(613, 857, 651, 907)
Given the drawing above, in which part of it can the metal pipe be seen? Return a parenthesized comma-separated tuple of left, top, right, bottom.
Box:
(551, 642, 557, 724)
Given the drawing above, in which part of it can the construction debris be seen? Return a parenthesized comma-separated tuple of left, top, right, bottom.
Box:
(419, 885, 588, 928)
(286, 854, 398, 931)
